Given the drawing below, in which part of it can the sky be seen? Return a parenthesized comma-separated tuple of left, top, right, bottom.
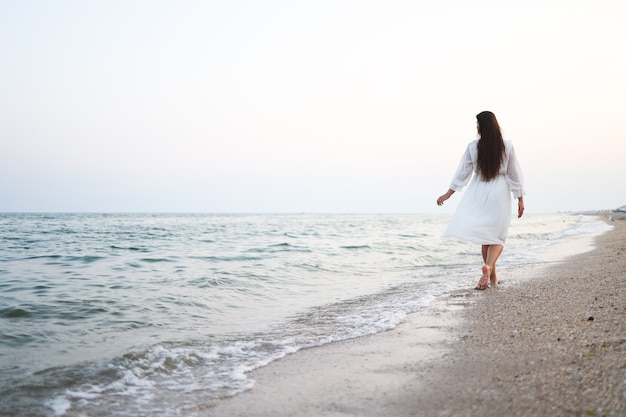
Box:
(1, 0, 625, 213)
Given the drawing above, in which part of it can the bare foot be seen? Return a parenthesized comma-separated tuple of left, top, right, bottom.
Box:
(475, 265, 491, 290)
(486, 265, 500, 287)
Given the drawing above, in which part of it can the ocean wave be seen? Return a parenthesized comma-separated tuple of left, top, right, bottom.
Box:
(339, 244, 372, 250)
(0, 212, 609, 416)
(38, 281, 446, 417)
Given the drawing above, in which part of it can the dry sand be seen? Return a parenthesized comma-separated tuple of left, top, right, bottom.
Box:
(202, 215, 625, 417)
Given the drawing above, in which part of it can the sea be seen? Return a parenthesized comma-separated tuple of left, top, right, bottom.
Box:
(0, 213, 612, 417)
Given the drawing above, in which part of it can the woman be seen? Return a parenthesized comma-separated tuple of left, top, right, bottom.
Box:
(437, 111, 525, 290)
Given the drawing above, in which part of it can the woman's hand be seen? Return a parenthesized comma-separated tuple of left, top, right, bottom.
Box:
(437, 189, 455, 206)
(517, 197, 525, 218)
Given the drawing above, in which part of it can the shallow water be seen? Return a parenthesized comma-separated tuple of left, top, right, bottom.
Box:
(0, 213, 610, 416)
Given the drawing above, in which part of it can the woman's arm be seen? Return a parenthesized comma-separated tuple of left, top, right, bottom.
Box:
(506, 144, 525, 198)
(449, 143, 475, 191)
(437, 189, 455, 206)
(517, 196, 525, 218)
(437, 143, 473, 207)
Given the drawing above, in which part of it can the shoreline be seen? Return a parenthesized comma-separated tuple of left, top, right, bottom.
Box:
(202, 214, 625, 417)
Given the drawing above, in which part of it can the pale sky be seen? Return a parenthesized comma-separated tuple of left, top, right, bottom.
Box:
(1, 0, 625, 213)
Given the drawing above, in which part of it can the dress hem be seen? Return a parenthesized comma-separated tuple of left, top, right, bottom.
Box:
(441, 234, 505, 246)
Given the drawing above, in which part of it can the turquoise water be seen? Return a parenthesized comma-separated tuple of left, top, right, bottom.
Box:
(0, 213, 610, 416)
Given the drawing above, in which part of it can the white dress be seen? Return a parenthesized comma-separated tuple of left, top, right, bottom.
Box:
(443, 140, 525, 245)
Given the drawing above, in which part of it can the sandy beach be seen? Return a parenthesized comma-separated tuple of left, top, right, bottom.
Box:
(203, 214, 625, 417)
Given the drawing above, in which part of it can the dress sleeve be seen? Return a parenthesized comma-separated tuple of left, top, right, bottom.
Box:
(449, 143, 474, 192)
(506, 144, 525, 198)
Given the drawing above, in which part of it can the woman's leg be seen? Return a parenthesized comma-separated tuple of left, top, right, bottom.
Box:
(476, 245, 490, 290)
(481, 244, 503, 286)
(481, 246, 497, 284)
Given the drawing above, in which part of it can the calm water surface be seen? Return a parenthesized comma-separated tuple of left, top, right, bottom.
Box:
(0, 213, 610, 416)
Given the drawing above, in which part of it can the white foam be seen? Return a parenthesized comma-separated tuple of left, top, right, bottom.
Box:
(66, 388, 101, 400)
(537, 226, 610, 263)
(45, 396, 71, 417)
(521, 216, 612, 263)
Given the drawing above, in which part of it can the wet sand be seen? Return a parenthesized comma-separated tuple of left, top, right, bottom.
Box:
(202, 214, 625, 417)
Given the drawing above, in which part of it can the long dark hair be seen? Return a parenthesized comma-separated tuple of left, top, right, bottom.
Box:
(476, 111, 505, 181)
